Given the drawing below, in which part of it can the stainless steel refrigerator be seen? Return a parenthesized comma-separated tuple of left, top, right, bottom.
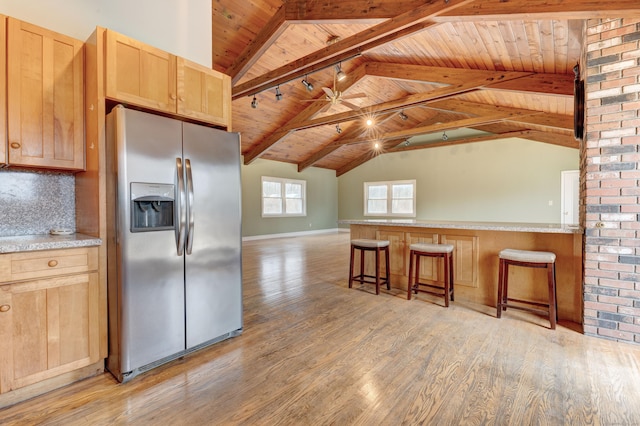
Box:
(105, 105, 242, 382)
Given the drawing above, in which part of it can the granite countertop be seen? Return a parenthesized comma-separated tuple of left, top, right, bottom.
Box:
(0, 233, 103, 254)
(338, 219, 583, 234)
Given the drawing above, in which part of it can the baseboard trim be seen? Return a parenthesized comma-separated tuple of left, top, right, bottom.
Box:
(243, 228, 346, 241)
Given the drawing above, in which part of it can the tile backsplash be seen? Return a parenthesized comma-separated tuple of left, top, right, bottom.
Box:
(0, 169, 75, 237)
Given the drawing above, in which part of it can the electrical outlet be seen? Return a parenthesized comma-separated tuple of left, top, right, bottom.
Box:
(548, 200, 553, 206)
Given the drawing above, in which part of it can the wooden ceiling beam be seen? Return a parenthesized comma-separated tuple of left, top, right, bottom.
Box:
(364, 62, 533, 85)
(366, 62, 573, 97)
(435, 0, 640, 21)
(426, 99, 573, 131)
(505, 114, 574, 132)
(515, 130, 579, 148)
(284, 0, 429, 21)
(389, 130, 534, 152)
(226, 5, 289, 84)
(485, 73, 575, 97)
(330, 108, 542, 146)
(232, 0, 477, 99)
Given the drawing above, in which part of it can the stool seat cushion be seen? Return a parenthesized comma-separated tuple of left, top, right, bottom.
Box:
(410, 243, 454, 254)
(499, 248, 556, 263)
(351, 239, 390, 248)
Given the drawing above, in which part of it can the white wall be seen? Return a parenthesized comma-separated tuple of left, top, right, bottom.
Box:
(0, 0, 211, 66)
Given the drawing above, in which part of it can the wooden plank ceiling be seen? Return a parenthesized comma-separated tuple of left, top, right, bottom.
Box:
(212, 0, 640, 176)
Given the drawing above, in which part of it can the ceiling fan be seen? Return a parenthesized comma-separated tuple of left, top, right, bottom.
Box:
(301, 69, 367, 111)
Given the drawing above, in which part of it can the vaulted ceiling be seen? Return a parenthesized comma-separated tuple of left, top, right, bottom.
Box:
(212, 0, 640, 176)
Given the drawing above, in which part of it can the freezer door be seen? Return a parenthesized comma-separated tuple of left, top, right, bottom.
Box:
(183, 122, 242, 348)
(113, 107, 187, 372)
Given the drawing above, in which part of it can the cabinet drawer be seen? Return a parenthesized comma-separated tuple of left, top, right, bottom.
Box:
(0, 247, 98, 283)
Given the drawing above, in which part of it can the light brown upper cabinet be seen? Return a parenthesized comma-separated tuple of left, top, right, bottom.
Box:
(6, 18, 85, 171)
(105, 30, 177, 114)
(177, 58, 231, 128)
(104, 29, 231, 129)
(0, 16, 6, 166)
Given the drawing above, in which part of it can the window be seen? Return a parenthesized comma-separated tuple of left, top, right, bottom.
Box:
(364, 180, 416, 217)
(262, 176, 306, 217)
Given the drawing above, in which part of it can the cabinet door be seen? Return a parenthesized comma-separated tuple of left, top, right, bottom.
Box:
(441, 234, 479, 288)
(0, 272, 100, 393)
(0, 16, 6, 166)
(406, 232, 439, 281)
(105, 30, 177, 114)
(6, 18, 85, 170)
(177, 58, 231, 128)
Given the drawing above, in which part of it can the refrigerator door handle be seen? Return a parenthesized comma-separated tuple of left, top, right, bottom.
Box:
(185, 158, 195, 255)
(176, 157, 187, 256)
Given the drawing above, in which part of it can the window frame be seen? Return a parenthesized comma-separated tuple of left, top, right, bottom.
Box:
(261, 176, 307, 218)
(363, 180, 416, 217)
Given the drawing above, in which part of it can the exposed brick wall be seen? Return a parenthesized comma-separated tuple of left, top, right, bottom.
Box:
(583, 18, 640, 344)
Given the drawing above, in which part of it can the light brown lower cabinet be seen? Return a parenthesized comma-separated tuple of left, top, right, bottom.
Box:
(0, 247, 100, 394)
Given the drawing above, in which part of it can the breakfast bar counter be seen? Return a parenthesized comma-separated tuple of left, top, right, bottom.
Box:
(339, 219, 584, 324)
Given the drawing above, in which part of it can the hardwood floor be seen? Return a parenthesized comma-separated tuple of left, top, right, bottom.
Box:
(1, 232, 640, 425)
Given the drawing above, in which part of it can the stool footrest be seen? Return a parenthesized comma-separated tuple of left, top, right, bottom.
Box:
(501, 299, 551, 318)
(506, 297, 550, 309)
(412, 282, 451, 298)
(351, 274, 390, 285)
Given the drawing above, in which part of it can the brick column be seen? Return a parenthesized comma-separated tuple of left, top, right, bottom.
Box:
(583, 18, 640, 344)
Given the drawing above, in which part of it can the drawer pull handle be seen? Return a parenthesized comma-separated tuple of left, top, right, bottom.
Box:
(48, 260, 58, 267)
(10, 142, 21, 149)
(0, 305, 10, 313)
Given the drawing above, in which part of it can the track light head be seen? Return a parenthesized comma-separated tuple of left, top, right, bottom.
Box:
(336, 124, 342, 134)
(251, 95, 258, 109)
(399, 111, 408, 121)
(442, 131, 448, 141)
(275, 86, 283, 101)
(335, 64, 347, 82)
(302, 78, 314, 92)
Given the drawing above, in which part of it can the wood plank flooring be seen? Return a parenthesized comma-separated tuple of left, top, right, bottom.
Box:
(1, 232, 640, 425)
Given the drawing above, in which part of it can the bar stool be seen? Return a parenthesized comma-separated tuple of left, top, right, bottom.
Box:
(496, 248, 557, 329)
(407, 243, 454, 307)
(348, 239, 391, 295)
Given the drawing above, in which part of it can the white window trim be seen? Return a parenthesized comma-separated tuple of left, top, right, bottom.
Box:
(364, 180, 416, 217)
(261, 176, 307, 218)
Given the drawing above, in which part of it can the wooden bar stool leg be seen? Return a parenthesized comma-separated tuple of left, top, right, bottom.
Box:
(384, 246, 391, 290)
(359, 248, 365, 283)
(348, 245, 355, 288)
(407, 250, 415, 300)
(414, 254, 421, 295)
(502, 261, 510, 311)
(497, 258, 505, 318)
(449, 252, 454, 301)
(548, 262, 557, 330)
(374, 247, 381, 295)
(443, 254, 450, 307)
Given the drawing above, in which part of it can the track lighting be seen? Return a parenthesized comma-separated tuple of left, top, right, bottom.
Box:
(442, 131, 448, 141)
(275, 85, 283, 101)
(403, 140, 410, 147)
(335, 63, 346, 82)
(251, 95, 258, 109)
(399, 111, 408, 121)
(302, 77, 314, 92)
(336, 124, 342, 134)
